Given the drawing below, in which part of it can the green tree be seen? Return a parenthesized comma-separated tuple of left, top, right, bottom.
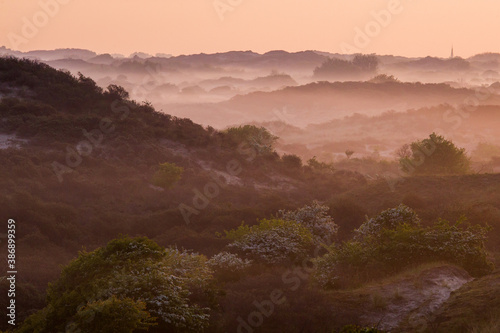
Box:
(17, 237, 212, 333)
(224, 125, 278, 154)
(399, 133, 470, 175)
(152, 162, 183, 189)
(72, 296, 155, 333)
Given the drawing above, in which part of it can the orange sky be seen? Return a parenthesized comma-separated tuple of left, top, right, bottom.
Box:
(1, 0, 499, 57)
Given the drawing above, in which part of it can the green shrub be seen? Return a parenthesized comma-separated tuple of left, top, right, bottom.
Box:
(279, 201, 338, 244)
(17, 237, 212, 333)
(314, 206, 493, 289)
(72, 296, 155, 333)
(152, 162, 183, 189)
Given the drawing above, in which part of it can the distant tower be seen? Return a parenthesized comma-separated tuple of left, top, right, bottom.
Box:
(450, 45, 454, 59)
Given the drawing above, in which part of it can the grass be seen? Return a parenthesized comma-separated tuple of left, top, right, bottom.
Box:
(347, 261, 459, 292)
(469, 316, 500, 333)
(428, 269, 500, 332)
(371, 292, 388, 310)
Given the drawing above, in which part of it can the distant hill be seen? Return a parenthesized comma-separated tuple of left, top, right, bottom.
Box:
(169, 80, 500, 128)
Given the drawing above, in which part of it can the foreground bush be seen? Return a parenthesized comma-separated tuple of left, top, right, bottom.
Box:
(18, 237, 213, 333)
(314, 206, 493, 288)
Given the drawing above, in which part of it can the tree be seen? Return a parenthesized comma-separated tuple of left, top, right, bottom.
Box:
(152, 162, 183, 189)
(71, 296, 155, 333)
(399, 133, 470, 175)
(282, 154, 303, 168)
(352, 54, 379, 72)
(224, 125, 278, 154)
(345, 149, 355, 159)
(307, 156, 335, 172)
(18, 237, 212, 333)
(105, 84, 130, 100)
(313, 54, 379, 80)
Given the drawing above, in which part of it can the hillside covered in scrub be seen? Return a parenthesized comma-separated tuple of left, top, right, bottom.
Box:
(1, 57, 500, 332)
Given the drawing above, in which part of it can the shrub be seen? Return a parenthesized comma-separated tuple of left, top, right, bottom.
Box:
(225, 218, 314, 264)
(152, 162, 183, 189)
(279, 201, 338, 244)
(207, 252, 252, 281)
(282, 154, 302, 169)
(314, 207, 493, 289)
(354, 204, 421, 240)
(18, 237, 212, 332)
(207, 252, 252, 272)
(72, 296, 155, 333)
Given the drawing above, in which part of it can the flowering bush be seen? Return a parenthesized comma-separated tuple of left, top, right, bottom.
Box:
(314, 207, 493, 289)
(355, 204, 420, 240)
(225, 218, 314, 264)
(19, 237, 212, 332)
(207, 252, 252, 272)
(279, 201, 338, 244)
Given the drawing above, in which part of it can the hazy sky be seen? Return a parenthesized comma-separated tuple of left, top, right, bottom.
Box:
(1, 0, 499, 57)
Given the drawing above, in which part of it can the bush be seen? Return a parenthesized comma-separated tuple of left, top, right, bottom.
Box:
(354, 204, 421, 240)
(279, 201, 338, 244)
(152, 162, 183, 189)
(225, 218, 314, 264)
(282, 154, 302, 169)
(207, 252, 252, 281)
(72, 296, 155, 333)
(399, 133, 470, 175)
(314, 206, 493, 289)
(18, 237, 212, 333)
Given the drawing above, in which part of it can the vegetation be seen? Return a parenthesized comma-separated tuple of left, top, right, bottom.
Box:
(314, 205, 493, 289)
(152, 162, 184, 189)
(428, 269, 500, 332)
(1, 57, 500, 332)
(223, 125, 278, 154)
(225, 218, 314, 264)
(313, 54, 379, 80)
(17, 237, 213, 333)
(399, 133, 471, 175)
(279, 201, 338, 244)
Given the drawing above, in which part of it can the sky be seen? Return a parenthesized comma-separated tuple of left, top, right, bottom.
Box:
(1, 0, 499, 58)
